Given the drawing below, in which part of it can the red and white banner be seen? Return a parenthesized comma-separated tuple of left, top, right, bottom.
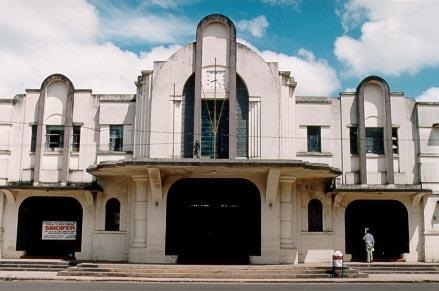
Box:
(42, 221, 77, 240)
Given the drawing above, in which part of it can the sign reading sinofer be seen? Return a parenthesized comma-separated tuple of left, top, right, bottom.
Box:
(42, 221, 77, 240)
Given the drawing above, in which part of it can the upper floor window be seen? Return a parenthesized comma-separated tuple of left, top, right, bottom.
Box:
(72, 125, 81, 152)
(307, 126, 321, 152)
(30, 124, 37, 152)
(308, 199, 323, 232)
(350, 126, 358, 155)
(105, 198, 120, 231)
(109, 125, 123, 152)
(45, 125, 64, 151)
(365, 127, 384, 154)
(350, 126, 388, 155)
(392, 128, 399, 154)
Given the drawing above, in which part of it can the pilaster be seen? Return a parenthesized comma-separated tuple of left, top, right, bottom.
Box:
(279, 176, 298, 264)
(129, 175, 149, 262)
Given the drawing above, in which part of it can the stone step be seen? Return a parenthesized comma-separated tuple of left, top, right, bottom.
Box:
(346, 263, 439, 274)
(69, 265, 343, 272)
(57, 264, 364, 279)
(0, 261, 69, 266)
(365, 270, 439, 274)
(58, 271, 337, 279)
(0, 267, 67, 272)
(0, 260, 70, 272)
(63, 269, 337, 276)
(71, 266, 333, 272)
(0, 264, 68, 268)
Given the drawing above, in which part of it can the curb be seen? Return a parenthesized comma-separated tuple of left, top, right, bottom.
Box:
(1, 275, 439, 284)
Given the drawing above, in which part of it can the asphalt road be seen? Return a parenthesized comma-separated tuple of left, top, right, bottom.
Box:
(0, 281, 439, 291)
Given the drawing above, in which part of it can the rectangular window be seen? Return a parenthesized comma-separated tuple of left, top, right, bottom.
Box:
(30, 124, 37, 152)
(45, 125, 64, 151)
(350, 127, 385, 155)
(366, 127, 384, 154)
(109, 125, 123, 152)
(307, 126, 321, 152)
(350, 126, 358, 155)
(392, 127, 399, 154)
(72, 125, 81, 152)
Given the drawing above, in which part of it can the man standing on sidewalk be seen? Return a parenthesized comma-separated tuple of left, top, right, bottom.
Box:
(362, 228, 375, 263)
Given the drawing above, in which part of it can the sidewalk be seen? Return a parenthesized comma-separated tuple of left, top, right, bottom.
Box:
(0, 270, 438, 283)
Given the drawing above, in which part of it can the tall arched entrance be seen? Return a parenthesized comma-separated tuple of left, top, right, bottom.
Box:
(166, 178, 261, 264)
(345, 200, 409, 261)
(16, 196, 83, 257)
(181, 74, 249, 159)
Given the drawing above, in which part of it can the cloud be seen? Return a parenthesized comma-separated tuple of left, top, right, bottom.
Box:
(237, 15, 269, 38)
(0, 0, 338, 98)
(261, 0, 301, 9)
(238, 38, 340, 95)
(94, 1, 194, 44)
(103, 14, 193, 44)
(0, 0, 98, 49)
(258, 48, 340, 96)
(141, 0, 199, 9)
(0, 0, 182, 97)
(417, 87, 439, 102)
(335, 0, 439, 77)
(147, 0, 179, 9)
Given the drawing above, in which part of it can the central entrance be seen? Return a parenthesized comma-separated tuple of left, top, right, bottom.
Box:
(166, 178, 261, 264)
(345, 200, 409, 261)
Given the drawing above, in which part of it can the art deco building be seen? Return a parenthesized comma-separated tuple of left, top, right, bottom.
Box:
(0, 14, 438, 264)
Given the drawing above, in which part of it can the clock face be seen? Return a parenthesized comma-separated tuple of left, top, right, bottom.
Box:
(206, 70, 225, 90)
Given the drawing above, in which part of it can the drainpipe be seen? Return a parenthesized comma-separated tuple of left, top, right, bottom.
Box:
(339, 97, 344, 184)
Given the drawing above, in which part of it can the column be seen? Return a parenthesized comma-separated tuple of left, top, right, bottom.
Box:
(279, 176, 298, 264)
(129, 175, 148, 262)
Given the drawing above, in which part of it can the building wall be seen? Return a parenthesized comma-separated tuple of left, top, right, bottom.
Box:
(417, 103, 439, 262)
(0, 14, 438, 263)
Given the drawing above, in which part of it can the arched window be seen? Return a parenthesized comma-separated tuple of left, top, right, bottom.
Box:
(308, 199, 323, 232)
(105, 198, 120, 231)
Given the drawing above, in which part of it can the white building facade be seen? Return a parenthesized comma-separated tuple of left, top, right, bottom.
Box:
(0, 14, 438, 263)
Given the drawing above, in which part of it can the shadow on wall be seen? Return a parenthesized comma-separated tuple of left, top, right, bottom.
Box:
(427, 129, 439, 146)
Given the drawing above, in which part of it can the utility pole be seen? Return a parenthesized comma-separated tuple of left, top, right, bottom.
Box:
(172, 83, 175, 158)
(213, 57, 217, 159)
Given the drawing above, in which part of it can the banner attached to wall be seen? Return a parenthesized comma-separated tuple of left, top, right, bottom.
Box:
(42, 221, 77, 240)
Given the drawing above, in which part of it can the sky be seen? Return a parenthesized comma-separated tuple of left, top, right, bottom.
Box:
(1, 0, 439, 100)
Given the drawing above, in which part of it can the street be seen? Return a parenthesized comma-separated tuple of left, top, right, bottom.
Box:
(0, 281, 438, 291)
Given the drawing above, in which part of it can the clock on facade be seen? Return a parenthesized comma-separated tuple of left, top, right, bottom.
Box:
(206, 70, 226, 90)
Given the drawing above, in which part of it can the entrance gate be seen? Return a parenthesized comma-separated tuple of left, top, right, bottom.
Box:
(17, 196, 83, 257)
(166, 178, 261, 264)
(345, 200, 409, 261)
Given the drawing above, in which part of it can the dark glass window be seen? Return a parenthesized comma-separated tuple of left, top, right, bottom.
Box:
(366, 127, 384, 154)
(307, 126, 321, 152)
(392, 127, 399, 154)
(308, 199, 323, 232)
(72, 125, 81, 152)
(350, 127, 385, 155)
(350, 126, 358, 155)
(45, 125, 64, 151)
(105, 198, 120, 231)
(109, 125, 123, 152)
(30, 124, 37, 152)
(201, 100, 229, 159)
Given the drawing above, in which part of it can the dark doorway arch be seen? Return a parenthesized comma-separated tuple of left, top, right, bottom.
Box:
(345, 200, 409, 261)
(166, 178, 261, 264)
(17, 196, 83, 257)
